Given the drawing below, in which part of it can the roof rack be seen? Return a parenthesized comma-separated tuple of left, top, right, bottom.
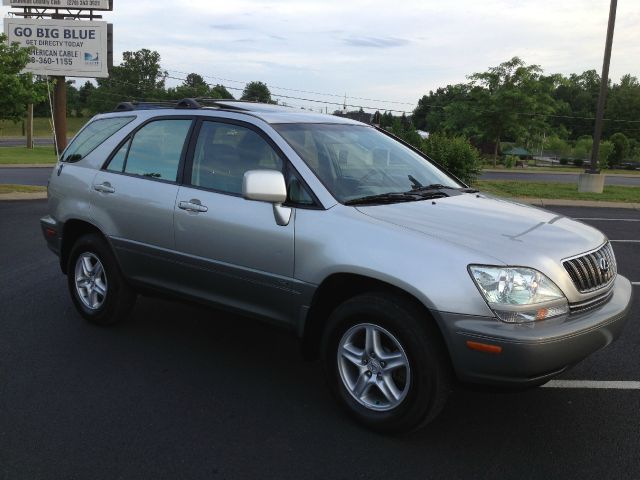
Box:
(113, 98, 252, 112)
(114, 101, 177, 112)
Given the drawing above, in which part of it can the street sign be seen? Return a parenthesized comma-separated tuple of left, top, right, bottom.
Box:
(4, 18, 109, 77)
(2, 0, 111, 10)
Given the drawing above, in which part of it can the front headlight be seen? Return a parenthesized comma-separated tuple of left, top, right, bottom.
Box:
(469, 265, 569, 323)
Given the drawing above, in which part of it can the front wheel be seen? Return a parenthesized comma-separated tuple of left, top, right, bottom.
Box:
(322, 293, 451, 433)
(67, 233, 136, 326)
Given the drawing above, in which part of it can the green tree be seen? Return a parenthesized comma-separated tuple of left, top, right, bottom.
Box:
(413, 83, 477, 137)
(0, 33, 46, 124)
(551, 70, 601, 140)
(166, 73, 209, 100)
(66, 81, 81, 116)
(390, 118, 422, 149)
(241, 81, 273, 103)
(605, 75, 640, 141)
(78, 81, 96, 114)
(89, 49, 167, 112)
(573, 137, 614, 169)
(609, 132, 630, 166)
(210, 84, 234, 99)
(544, 136, 571, 158)
(468, 57, 556, 166)
(422, 134, 481, 184)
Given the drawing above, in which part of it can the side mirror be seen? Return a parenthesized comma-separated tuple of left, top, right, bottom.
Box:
(243, 170, 287, 203)
(242, 170, 291, 226)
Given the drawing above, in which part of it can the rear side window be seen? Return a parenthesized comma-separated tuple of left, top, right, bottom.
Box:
(106, 119, 192, 182)
(63, 116, 135, 163)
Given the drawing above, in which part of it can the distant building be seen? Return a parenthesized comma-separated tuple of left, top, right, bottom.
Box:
(502, 146, 533, 159)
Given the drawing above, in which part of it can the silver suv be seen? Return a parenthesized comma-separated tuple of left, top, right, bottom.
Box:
(41, 100, 633, 433)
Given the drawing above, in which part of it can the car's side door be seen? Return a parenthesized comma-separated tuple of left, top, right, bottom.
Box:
(91, 117, 194, 286)
(172, 118, 301, 325)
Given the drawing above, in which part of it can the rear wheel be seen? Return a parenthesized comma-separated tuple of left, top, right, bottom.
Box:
(322, 293, 451, 433)
(67, 234, 136, 325)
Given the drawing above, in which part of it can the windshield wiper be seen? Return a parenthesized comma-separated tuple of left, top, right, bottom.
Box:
(344, 192, 425, 206)
(410, 182, 479, 194)
(410, 183, 451, 192)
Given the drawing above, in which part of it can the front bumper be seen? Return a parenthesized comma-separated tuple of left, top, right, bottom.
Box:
(438, 275, 633, 387)
(40, 215, 61, 257)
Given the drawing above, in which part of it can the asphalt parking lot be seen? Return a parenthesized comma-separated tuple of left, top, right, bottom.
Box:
(0, 200, 638, 480)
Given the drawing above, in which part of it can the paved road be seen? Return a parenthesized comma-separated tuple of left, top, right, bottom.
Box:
(481, 171, 640, 186)
(0, 166, 53, 186)
(1, 201, 638, 479)
(0, 139, 54, 147)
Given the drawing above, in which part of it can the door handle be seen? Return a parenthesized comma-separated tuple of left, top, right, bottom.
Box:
(94, 182, 115, 194)
(178, 200, 208, 213)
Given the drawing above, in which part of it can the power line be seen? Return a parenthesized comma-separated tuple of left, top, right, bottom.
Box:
(165, 68, 416, 107)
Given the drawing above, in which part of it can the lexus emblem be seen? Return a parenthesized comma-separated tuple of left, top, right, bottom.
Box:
(599, 257, 610, 274)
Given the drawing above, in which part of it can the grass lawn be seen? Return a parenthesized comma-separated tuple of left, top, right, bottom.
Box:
(0, 117, 87, 138)
(0, 184, 47, 194)
(475, 180, 640, 203)
(0, 147, 58, 165)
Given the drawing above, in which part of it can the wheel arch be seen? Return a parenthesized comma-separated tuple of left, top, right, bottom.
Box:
(301, 273, 450, 362)
(60, 219, 108, 274)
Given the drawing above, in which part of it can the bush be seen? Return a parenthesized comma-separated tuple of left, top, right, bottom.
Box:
(559, 158, 569, 165)
(504, 155, 517, 168)
(609, 132, 629, 166)
(421, 134, 481, 184)
(573, 158, 584, 167)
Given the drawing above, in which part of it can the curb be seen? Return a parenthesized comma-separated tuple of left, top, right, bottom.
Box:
(0, 192, 47, 201)
(482, 169, 640, 179)
(513, 197, 640, 210)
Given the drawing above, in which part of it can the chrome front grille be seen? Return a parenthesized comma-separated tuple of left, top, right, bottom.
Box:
(569, 291, 614, 314)
(563, 242, 617, 293)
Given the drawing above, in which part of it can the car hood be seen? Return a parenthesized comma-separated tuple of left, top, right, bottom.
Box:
(355, 193, 607, 265)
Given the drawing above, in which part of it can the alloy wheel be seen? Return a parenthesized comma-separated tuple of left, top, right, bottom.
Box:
(337, 323, 411, 411)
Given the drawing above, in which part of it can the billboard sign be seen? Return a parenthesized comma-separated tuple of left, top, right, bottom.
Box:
(4, 18, 108, 77)
(2, 0, 111, 10)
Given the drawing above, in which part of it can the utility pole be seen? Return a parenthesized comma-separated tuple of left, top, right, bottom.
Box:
(53, 77, 67, 154)
(52, 13, 67, 155)
(579, 0, 617, 193)
(589, 0, 617, 174)
(26, 104, 34, 149)
(24, 8, 34, 150)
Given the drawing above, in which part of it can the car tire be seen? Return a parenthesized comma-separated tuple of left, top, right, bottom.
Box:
(322, 292, 451, 433)
(67, 233, 136, 326)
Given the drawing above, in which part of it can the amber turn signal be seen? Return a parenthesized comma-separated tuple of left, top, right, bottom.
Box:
(466, 340, 503, 354)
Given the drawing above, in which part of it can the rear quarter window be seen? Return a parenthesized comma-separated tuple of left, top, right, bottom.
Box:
(62, 116, 135, 163)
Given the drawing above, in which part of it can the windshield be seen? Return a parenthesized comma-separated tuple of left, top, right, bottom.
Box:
(273, 123, 462, 203)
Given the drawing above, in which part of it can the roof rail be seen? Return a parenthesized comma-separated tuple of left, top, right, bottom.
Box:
(113, 101, 183, 112)
(193, 98, 252, 111)
(112, 98, 260, 112)
(175, 98, 201, 109)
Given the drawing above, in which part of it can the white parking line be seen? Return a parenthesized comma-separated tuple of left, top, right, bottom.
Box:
(542, 380, 640, 390)
(632, 282, 640, 286)
(609, 240, 640, 243)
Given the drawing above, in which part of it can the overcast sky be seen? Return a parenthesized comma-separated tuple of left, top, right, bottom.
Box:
(2, 0, 639, 112)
